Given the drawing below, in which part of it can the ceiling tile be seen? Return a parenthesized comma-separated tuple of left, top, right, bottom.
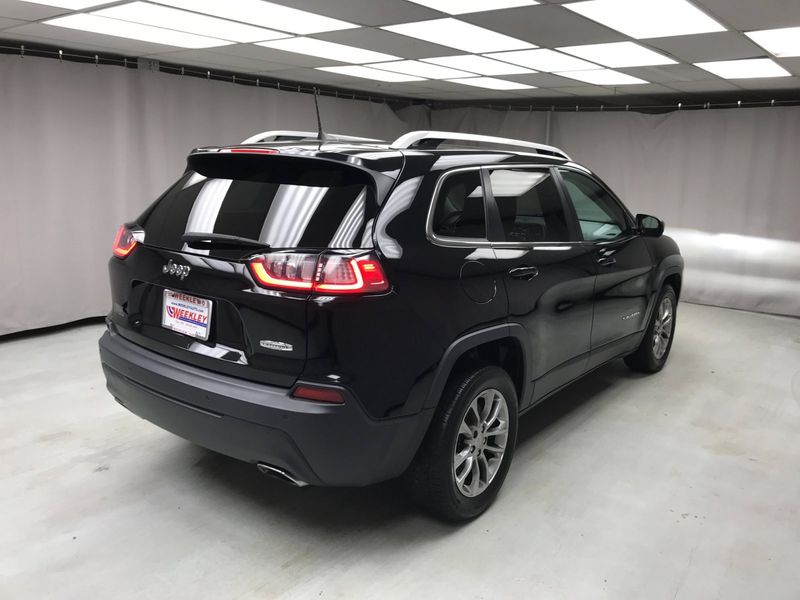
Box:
(311, 27, 456, 59)
(0, 16, 26, 30)
(665, 79, 744, 92)
(500, 72, 591, 87)
(0, 0, 66, 20)
(644, 32, 766, 62)
(549, 85, 623, 96)
(142, 49, 289, 74)
(607, 83, 678, 95)
(460, 4, 625, 47)
(732, 76, 800, 90)
(616, 64, 721, 82)
(262, 0, 444, 26)
(694, 0, 800, 31)
(776, 57, 800, 76)
(203, 43, 339, 69)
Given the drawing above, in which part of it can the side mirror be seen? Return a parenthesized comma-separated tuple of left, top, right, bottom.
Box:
(636, 213, 664, 237)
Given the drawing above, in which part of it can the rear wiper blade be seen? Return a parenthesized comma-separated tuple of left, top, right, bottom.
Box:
(181, 232, 271, 251)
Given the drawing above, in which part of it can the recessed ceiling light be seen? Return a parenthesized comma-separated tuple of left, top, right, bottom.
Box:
(556, 69, 649, 85)
(424, 55, 534, 75)
(485, 49, 600, 72)
(258, 38, 398, 64)
(43, 14, 231, 48)
(152, 0, 357, 35)
(746, 27, 800, 58)
(369, 60, 473, 79)
(559, 42, 676, 68)
(447, 77, 535, 90)
(18, 0, 108, 8)
(406, 0, 538, 14)
(317, 66, 426, 83)
(694, 58, 790, 79)
(565, 0, 725, 39)
(383, 18, 534, 53)
(94, 2, 287, 44)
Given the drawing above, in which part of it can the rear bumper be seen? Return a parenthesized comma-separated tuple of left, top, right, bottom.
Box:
(98, 329, 432, 486)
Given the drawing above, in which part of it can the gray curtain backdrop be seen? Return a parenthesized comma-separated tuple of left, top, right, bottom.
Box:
(2, 55, 799, 335)
(0, 55, 418, 335)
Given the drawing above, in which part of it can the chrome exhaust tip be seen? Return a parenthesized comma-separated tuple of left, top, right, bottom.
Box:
(256, 463, 309, 487)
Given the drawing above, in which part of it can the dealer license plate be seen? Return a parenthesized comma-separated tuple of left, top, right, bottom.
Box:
(161, 289, 212, 341)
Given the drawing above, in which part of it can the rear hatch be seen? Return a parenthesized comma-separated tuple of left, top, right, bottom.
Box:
(107, 150, 396, 386)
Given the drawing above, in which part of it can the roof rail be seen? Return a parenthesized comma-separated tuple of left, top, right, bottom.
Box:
(392, 130, 570, 160)
(241, 130, 385, 144)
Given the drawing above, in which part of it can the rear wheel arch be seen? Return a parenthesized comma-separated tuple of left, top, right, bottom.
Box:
(663, 272, 682, 299)
(425, 325, 530, 412)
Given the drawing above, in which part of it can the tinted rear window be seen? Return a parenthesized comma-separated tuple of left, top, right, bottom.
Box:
(142, 158, 375, 255)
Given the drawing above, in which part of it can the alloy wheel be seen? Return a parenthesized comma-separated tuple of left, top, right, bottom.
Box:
(453, 388, 510, 498)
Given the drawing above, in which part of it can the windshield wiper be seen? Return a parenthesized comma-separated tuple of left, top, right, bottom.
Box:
(181, 232, 271, 251)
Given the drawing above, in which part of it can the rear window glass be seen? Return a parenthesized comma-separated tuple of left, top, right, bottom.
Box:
(142, 159, 375, 256)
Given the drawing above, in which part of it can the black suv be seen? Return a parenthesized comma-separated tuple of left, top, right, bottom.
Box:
(99, 130, 683, 520)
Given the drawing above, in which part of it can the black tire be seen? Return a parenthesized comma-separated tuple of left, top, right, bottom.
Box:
(624, 284, 677, 373)
(403, 365, 518, 522)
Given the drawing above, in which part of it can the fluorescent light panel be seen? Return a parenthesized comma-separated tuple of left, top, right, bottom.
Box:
(556, 69, 649, 85)
(317, 66, 425, 83)
(151, 0, 357, 35)
(19, 0, 107, 8)
(258, 38, 398, 64)
(383, 18, 534, 53)
(447, 77, 534, 90)
(746, 27, 800, 58)
(43, 14, 231, 48)
(406, 0, 538, 14)
(559, 42, 676, 68)
(694, 58, 790, 79)
(369, 60, 473, 79)
(424, 55, 534, 75)
(565, 0, 725, 39)
(486, 49, 600, 72)
(94, 2, 287, 44)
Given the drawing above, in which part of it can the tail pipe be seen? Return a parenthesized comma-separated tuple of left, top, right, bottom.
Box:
(256, 463, 309, 487)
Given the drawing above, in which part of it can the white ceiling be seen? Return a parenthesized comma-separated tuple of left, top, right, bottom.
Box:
(1, 0, 799, 101)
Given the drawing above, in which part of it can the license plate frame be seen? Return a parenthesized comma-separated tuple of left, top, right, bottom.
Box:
(161, 289, 212, 341)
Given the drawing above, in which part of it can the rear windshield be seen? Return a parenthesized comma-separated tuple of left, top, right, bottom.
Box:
(141, 158, 376, 256)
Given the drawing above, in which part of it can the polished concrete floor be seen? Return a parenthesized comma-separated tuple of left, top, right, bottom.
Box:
(1, 303, 799, 599)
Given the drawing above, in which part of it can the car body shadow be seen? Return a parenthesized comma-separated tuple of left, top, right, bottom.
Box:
(184, 359, 638, 532)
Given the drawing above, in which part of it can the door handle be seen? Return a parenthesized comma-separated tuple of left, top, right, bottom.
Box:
(508, 266, 539, 280)
(597, 256, 616, 267)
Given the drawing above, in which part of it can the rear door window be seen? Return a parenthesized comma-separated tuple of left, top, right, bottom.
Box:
(487, 168, 570, 243)
(431, 170, 487, 240)
(142, 161, 375, 257)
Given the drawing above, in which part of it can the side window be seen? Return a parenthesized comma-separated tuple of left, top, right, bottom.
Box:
(432, 170, 486, 239)
(488, 168, 569, 243)
(559, 170, 629, 241)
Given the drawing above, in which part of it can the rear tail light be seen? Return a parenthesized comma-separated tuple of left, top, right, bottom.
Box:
(248, 252, 389, 295)
(112, 225, 138, 258)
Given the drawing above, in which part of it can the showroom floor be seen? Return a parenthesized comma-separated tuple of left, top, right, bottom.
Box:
(1, 303, 799, 599)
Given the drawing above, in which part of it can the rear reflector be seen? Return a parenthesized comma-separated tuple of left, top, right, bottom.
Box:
(248, 252, 389, 295)
(112, 225, 137, 258)
(292, 385, 345, 404)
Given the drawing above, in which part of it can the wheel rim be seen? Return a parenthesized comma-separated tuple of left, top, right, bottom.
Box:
(453, 388, 509, 498)
(652, 296, 674, 360)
